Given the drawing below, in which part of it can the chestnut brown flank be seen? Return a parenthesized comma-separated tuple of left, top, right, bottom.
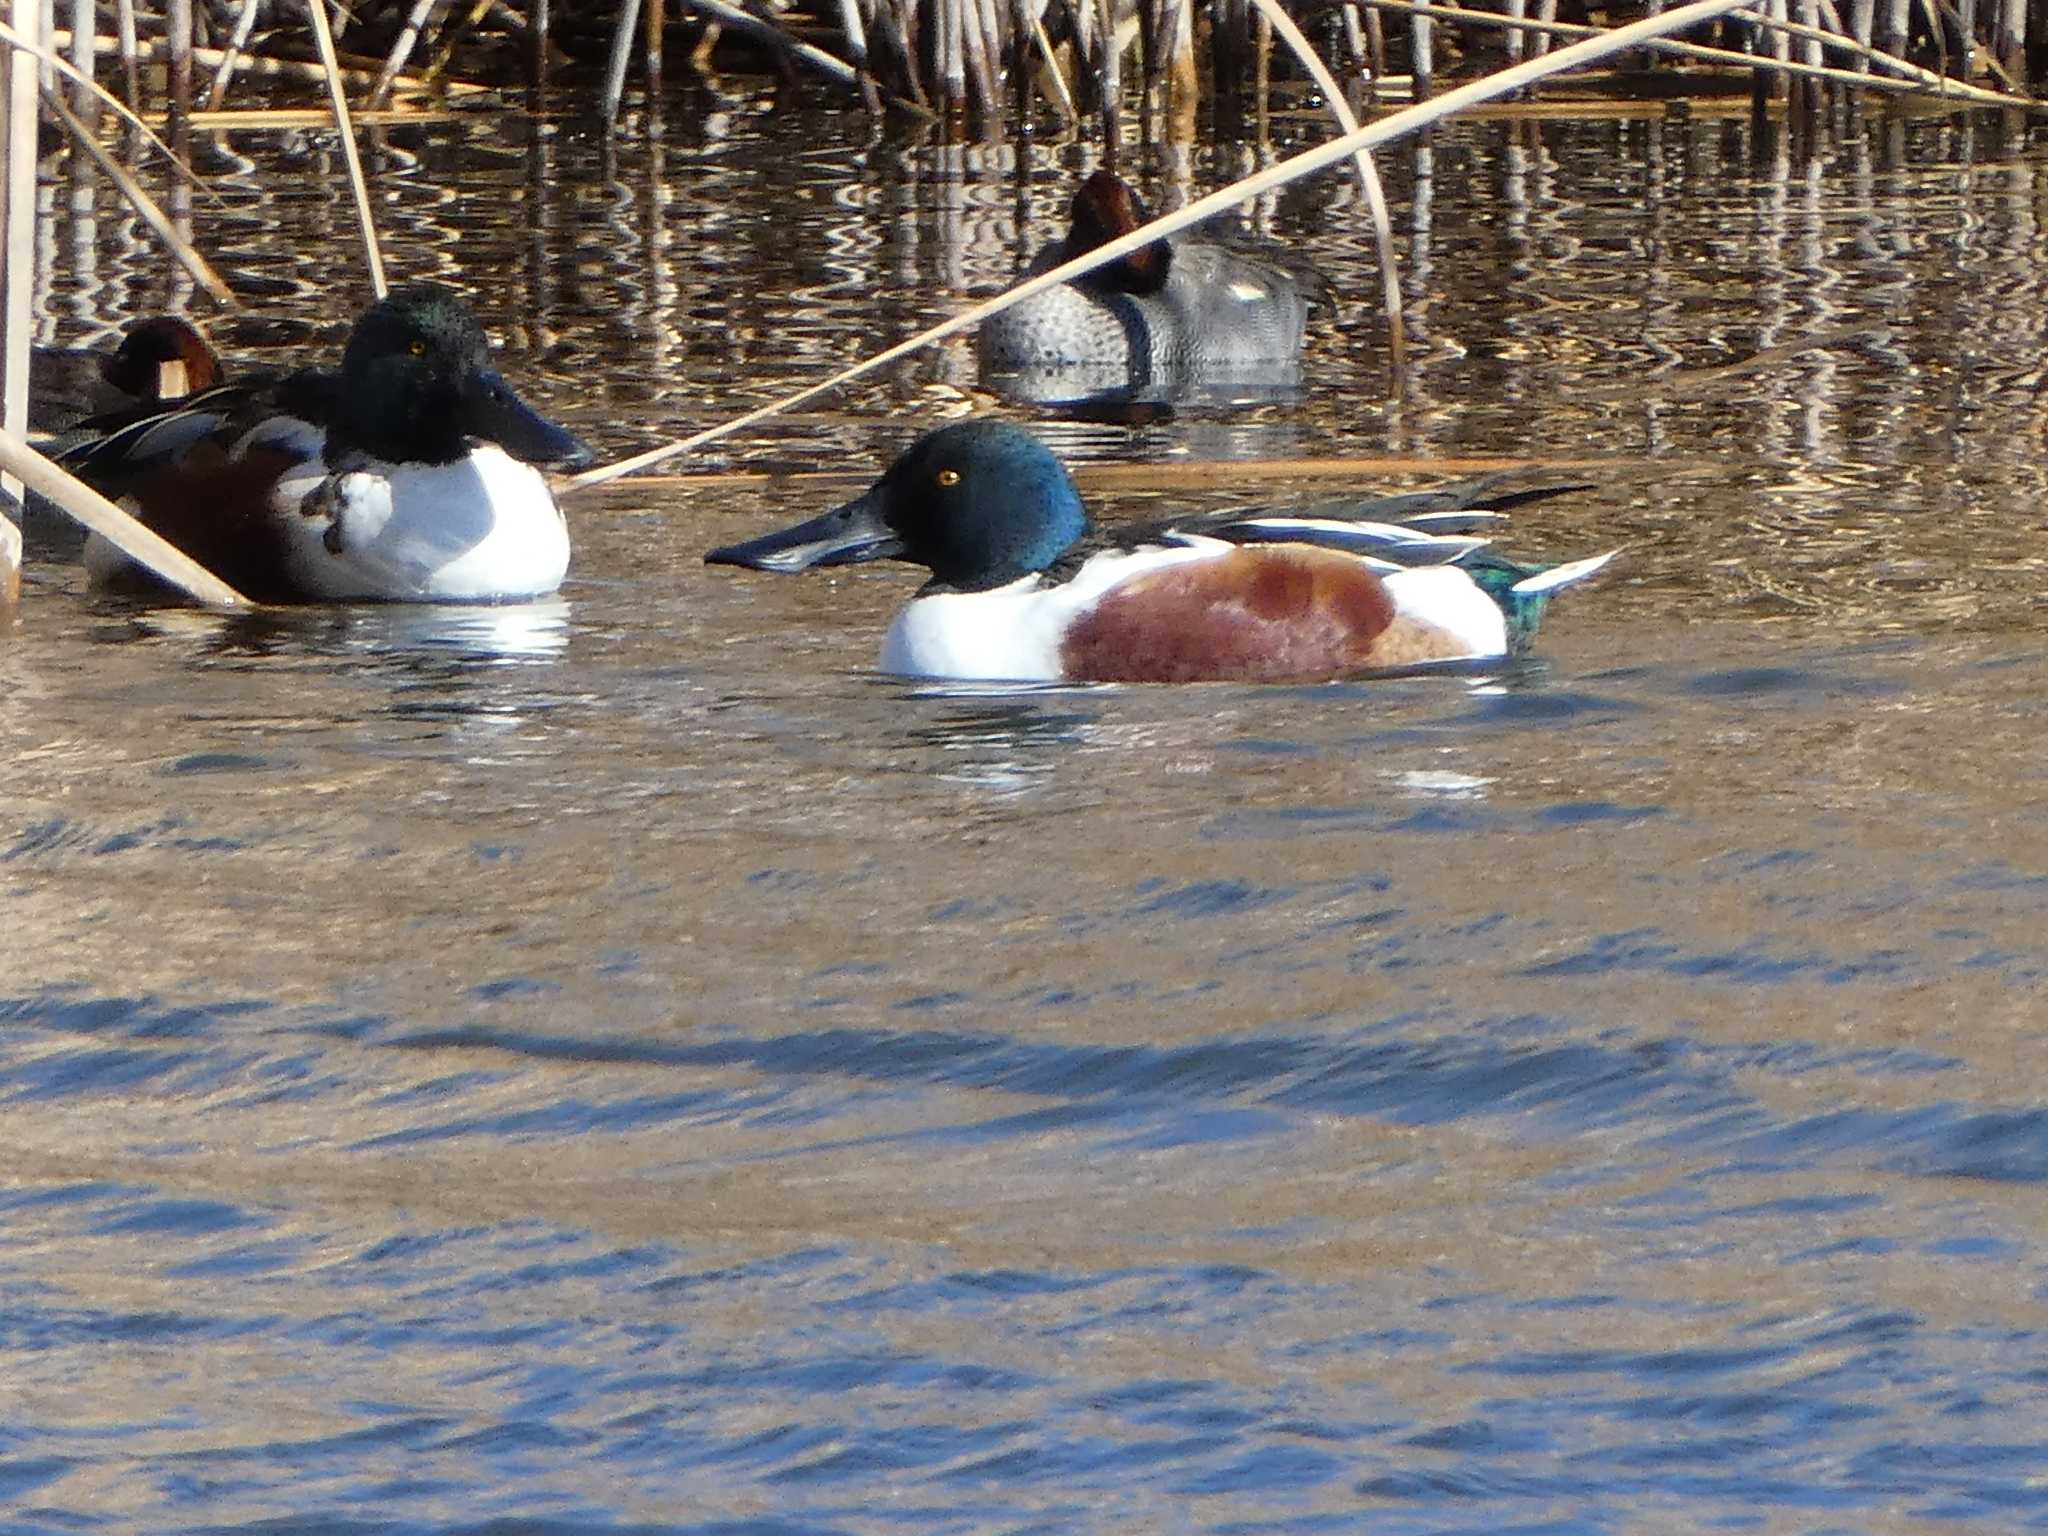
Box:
(1058, 547, 1404, 683)
(108, 439, 310, 603)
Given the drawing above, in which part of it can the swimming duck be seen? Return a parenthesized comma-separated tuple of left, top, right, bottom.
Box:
(60, 283, 591, 604)
(30, 315, 225, 435)
(977, 170, 1315, 397)
(705, 420, 1614, 684)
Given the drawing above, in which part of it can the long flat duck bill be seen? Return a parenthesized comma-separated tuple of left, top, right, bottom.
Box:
(463, 369, 595, 469)
(705, 488, 906, 573)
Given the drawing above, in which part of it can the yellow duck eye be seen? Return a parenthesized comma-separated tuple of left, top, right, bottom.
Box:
(408, 339, 428, 357)
(936, 468, 961, 488)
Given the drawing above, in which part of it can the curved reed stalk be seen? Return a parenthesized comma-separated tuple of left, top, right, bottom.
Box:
(368, 0, 441, 107)
(1244, 0, 1406, 377)
(201, 0, 261, 106)
(564, 0, 1755, 496)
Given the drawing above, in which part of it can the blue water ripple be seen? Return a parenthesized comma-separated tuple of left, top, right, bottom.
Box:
(89, 1199, 262, 1239)
(1170, 1443, 1347, 1495)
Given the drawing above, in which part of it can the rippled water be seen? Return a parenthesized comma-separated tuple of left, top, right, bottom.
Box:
(9, 94, 2048, 1532)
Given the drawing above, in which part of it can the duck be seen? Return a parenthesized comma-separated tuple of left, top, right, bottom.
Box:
(29, 315, 225, 436)
(977, 170, 1316, 398)
(705, 419, 1614, 684)
(59, 282, 592, 604)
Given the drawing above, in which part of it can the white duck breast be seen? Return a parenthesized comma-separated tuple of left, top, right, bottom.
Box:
(272, 444, 569, 601)
(880, 541, 1222, 681)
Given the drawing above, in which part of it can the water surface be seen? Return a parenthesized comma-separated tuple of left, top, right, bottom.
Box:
(7, 97, 2048, 1533)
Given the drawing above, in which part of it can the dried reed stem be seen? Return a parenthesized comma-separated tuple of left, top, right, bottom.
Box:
(1159, 0, 1194, 128)
(114, 0, 135, 102)
(838, 0, 868, 66)
(368, 0, 440, 107)
(52, 30, 486, 91)
(191, 105, 462, 125)
(168, 0, 192, 121)
(1996, 0, 2022, 66)
(202, 0, 263, 107)
(674, 0, 869, 89)
(304, 0, 388, 295)
(1410, 0, 1432, 94)
(1878, 0, 1905, 50)
(1031, 10, 1078, 119)
(565, 0, 1755, 495)
(1096, 0, 1120, 140)
(936, 0, 962, 110)
(601, 0, 639, 125)
(964, 0, 999, 117)
(644, 0, 664, 97)
(581, 452, 1620, 493)
(1848, 0, 1876, 67)
(1253, 2, 1270, 133)
(63, 0, 88, 119)
(1, 0, 31, 609)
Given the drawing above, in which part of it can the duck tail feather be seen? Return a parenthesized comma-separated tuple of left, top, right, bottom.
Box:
(1509, 549, 1620, 595)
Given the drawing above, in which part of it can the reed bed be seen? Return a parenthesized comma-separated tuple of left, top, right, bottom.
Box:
(806, 0, 2047, 125)
(8, 0, 2047, 136)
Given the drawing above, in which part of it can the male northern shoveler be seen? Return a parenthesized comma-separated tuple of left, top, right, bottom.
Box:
(30, 316, 225, 435)
(705, 420, 1614, 684)
(60, 282, 592, 604)
(978, 170, 1316, 398)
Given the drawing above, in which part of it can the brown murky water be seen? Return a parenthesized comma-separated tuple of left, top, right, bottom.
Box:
(5, 95, 2048, 1531)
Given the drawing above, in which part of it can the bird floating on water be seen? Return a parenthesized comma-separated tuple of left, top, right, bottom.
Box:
(60, 283, 593, 605)
(707, 419, 1615, 685)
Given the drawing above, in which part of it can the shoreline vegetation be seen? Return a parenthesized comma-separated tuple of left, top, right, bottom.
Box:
(13, 0, 2048, 131)
(3, 0, 2043, 607)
